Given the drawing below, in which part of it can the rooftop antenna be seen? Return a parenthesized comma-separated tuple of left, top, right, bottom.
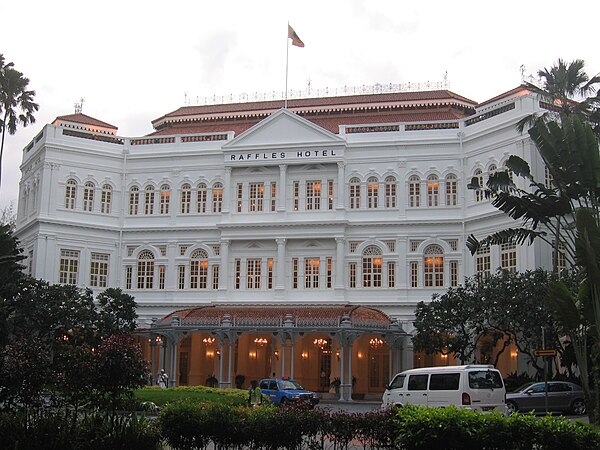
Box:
(520, 65, 526, 83)
(74, 97, 85, 114)
(184, 92, 188, 106)
(307, 77, 312, 96)
(443, 71, 448, 89)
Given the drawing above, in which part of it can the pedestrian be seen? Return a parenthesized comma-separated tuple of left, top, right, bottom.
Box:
(158, 369, 169, 388)
(248, 380, 262, 407)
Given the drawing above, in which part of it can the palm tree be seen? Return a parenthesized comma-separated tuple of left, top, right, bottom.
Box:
(0, 55, 39, 191)
(517, 59, 600, 134)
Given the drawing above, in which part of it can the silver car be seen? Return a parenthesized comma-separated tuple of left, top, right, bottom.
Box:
(505, 381, 586, 415)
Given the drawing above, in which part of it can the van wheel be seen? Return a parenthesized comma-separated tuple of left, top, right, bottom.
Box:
(280, 398, 288, 406)
(506, 401, 518, 415)
(571, 399, 586, 415)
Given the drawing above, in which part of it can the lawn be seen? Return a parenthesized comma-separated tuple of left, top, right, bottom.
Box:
(134, 385, 248, 407)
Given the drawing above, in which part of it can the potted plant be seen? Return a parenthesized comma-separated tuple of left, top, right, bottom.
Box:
(206, 375, 218, 388)
(235, 374, 246, 389)
(330, 377, 341, 394)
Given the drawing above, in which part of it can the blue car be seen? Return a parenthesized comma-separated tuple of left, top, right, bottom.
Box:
(258, 378, 320, 407)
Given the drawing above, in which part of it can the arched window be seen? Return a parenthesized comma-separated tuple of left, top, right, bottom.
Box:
(385, 176, 397, 208)
(129, 186, 139, 215)
(190, 249, 209, 289)
(474, 169, 484, 202)
(349, 177, 361, 209)
(101, 184, 112, 214)
(362, 245, 383, 288)
(144, 186, 155, 215)
(424, 245, 444, 287)
(197, 183, 207, 213)
(367, 176, 379, 208)
(83, 182, 94, 212)
(445, 174, 458, 206)
(181, 183, 191, 214)
(212, 182, 223, 213)
(160, 184, 170, 215)
(427, 175, 439, 207)
(65, 179, 77, 209)
(137, 250, 154, 289)
(408, 175, 420, 207)
(488, 164, 497, 175)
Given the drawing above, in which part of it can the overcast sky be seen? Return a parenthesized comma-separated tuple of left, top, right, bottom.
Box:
(1, 0, 598, 209)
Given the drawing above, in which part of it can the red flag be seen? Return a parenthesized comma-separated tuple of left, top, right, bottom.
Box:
(288, 24, 305, 47)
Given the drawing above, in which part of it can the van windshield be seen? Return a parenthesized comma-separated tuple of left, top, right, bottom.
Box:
(468, 370, 503, 389)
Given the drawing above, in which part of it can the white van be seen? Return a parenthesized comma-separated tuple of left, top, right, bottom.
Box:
(382, 365, 506, 413)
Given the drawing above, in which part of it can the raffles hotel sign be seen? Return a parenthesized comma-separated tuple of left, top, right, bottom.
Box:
(225, 147, 344, 164)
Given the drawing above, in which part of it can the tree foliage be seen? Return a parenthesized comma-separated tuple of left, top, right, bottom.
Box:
(414, 269, 561, 376)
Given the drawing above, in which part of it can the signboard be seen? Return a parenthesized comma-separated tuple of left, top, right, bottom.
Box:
(534, 349, 557, 357)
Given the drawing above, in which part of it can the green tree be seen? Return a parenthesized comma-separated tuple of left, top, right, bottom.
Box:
(414, 269, 560, 376)
(0, 54, 39, 191)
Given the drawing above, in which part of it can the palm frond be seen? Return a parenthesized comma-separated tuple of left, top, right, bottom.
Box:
(466, 228, 545, 255)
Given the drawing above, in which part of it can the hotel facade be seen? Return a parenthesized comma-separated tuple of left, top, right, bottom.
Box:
(15, 86, 555, 398)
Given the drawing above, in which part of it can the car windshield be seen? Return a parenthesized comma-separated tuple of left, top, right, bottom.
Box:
(279, 380, 304, 390)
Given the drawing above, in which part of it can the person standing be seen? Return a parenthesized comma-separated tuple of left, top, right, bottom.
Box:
(158, 369, 169, 388)
(248, 380, 262, 407)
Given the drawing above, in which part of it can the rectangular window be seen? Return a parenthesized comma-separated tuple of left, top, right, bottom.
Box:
(137, 259, 154, 289)
(268, 258, 273, 289)
(292, 258, 298, 289)
(89, 252, 109, 288)
(293, 181, 299, 211)
(388, 262, 396, 288)
(446, 178, 458, 206)
(190, 260, 208, 289)
(59, 249, 79, 285)
(237, 183, 243, 213)
(212, 185, 223, 213)
(500, 243, 517, 272)
(83, 186, 94, 212)
(450, 261, 458, 287)
(129, 190, 139, 215)
(304, 258, 320, 288)
(271, 182, 277, 212)
(367, 179, 378, 208)
(101, 187, 112, 214)
(409, 180, 420, 207)
(159, 265, 166, 289)
(235, 259, 241, 289)
(553, 241, 568, 272)
(144, 189, 154, 215)
(160, 190, 170, 215)
(306, 181, 321, 211)
(385, 181, 397, 208)
(247, 259, 261, 289)
(429, 373, 460, 390)
(328, 180, 334, 210)
(181, 187, 191, 214)
(212, 265, 219, 290)
(349, 262, 356, 288)
(27, 250, 33, 275)
(249, 182, 264, 212)
(327, 257, 333, 288)
(125, 266, 132, 289)
(178, 265, 185, 289)
(476, 246, 491, 277)
(197, 186, 207, 213)
(410, 261, 418, 288)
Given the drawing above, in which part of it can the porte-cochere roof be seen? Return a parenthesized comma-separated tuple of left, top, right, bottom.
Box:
(153, 304, 403, 332)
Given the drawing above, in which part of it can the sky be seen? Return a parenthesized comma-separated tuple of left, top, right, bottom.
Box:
(0, 0, 598, 209)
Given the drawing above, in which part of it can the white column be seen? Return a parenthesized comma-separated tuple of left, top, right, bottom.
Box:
(222, 167, 231, 213)
(401, 336, 414, 372)
(335, 237, 345, 289)
(278, 164, 287, 211)
(219, 240, 230, 290)
(276, 238, 286, 290)
(337, 162, 345, 209)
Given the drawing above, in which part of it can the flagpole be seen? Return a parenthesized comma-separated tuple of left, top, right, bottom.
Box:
(285, 22, 290, 109)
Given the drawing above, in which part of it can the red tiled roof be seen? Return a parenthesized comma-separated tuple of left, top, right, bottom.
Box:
(149, 103, 471, 136)
(54, 113, 118, 130)
(156, 304, 392, 327)
(156, 90, 477, 122)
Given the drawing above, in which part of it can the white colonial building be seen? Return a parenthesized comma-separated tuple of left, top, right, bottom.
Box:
(14, 86, 555, 396)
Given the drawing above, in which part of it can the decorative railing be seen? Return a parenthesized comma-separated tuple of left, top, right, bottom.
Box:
(181, 134, 228, 142)
(182, 317, 221, 326)
(234, 317, 283, 327)
(62, 129, 124, 145)
(405, 122, 459, 131)
(346, 125, 400, 134)
(130, 137, 176, 146)
(539, 100, 562, 112)
(465, 102, 515, 126)
(296, 317, 340, 327)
